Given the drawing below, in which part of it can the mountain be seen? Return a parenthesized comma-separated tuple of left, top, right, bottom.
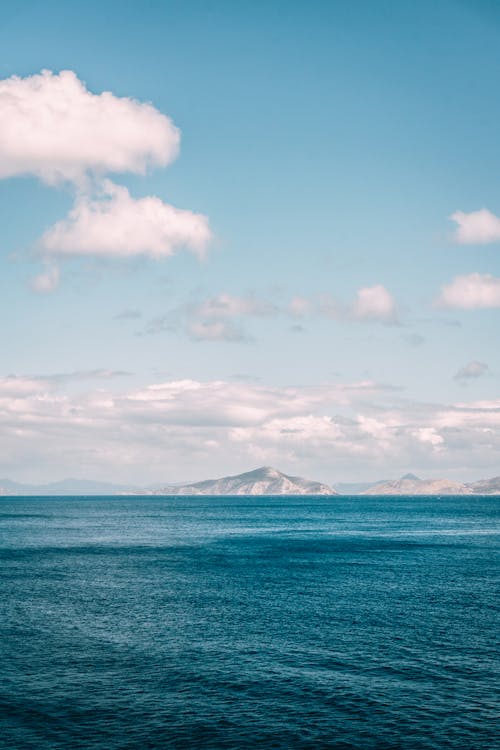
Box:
(466, 476, 500, 494)
(363, 475, 472, 495)
(334, 480, 389, 495)
(140, 466, 337, 496)
(0, 478, 136, 496)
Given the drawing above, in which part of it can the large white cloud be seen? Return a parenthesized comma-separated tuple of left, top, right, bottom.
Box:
(0, 70, 179, 184)
(450, 208, 500, 244)
(40, 181, 211, 260)
(438, 273, 500, 309)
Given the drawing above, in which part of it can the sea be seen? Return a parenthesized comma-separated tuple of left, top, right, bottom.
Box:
(0, 494, 498, 750)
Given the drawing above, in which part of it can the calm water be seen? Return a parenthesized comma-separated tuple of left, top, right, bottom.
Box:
(0, 495, 498, 749)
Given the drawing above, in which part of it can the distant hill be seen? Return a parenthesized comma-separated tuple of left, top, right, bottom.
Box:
(467, 476, 500, 494)
(0, 478, 136, 496)
(138, 466, 337, 496)
(363, 475, 472, 495)
(334, 480, 389, 495)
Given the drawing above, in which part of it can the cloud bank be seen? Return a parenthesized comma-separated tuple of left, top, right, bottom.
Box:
(142, 285, 401, 342)
(1, 375, 499, 483)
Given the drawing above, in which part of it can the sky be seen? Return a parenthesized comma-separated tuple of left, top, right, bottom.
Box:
(1, 0, 500, 485)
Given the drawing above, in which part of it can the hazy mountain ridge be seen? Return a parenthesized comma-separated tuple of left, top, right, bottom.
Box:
(0, 478, 136, 496)
(467, 476, 500, 494)
(361, 473, 500, 496)
(333, 480, 390, 495)
(1, 469, 499, 496)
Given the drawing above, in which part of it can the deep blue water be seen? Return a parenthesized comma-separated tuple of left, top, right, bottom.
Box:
(0, 495, 498, 750)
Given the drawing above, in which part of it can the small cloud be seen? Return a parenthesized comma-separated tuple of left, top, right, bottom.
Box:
(450, 208, 500, 244)
(413, 427, 444, 449)
(454, 361, 489, 383)
(438, 273, 500, 309)
(290, 324, 306, 334)
(351, 284, 398, 324)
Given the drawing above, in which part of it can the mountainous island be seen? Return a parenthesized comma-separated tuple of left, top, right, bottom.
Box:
(362, 473, 472, 496)
(134, 466, 336, 496)
(360, 473, 500, 495)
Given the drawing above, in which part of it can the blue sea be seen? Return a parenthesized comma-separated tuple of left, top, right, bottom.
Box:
(0, 495, 498, 749)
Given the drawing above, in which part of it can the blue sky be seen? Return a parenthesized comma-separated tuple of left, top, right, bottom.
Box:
(1, 0, 500, 484)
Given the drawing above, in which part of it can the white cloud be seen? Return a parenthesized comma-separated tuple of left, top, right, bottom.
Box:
(351, 284, 398, 323)
(40, 181, 211, 260)
(230, 415, 343, 457)
(438, 273, 500, 309)
(454, 361, 489, 382)
(0, 70, 179, 185)
(450, 209, 500, 244)
(413, 427, 444, 449)
(357, 414, 396, 445)
(0, 376, 47, 397)
(432, 401, 500, 434)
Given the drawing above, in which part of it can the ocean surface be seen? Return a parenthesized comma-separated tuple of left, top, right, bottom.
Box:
(0, 495, 498, 750)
